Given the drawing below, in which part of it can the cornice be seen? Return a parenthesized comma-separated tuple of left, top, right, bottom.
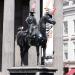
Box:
(63, 5, 75, 16)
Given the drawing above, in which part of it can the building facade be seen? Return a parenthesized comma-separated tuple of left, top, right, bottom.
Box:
(0, 0, 63, 75)
(63, 0, 75, 72)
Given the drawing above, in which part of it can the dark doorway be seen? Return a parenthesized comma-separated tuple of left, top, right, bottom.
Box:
(40, 0, 43, 18)
(15, 0, 30, 35)
(15, 0, 30, 65)
(0, 0, 4, 71)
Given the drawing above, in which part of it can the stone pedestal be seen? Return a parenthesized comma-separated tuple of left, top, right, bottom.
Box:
(8, 67, 57, 75)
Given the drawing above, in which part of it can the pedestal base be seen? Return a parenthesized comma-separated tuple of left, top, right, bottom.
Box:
(8, 66, 57, 75)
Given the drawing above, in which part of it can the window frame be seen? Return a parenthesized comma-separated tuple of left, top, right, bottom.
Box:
(63, 42, 68, 60)
(64, 21, 68, 34)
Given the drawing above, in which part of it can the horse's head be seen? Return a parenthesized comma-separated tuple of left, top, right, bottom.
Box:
(39, 11, 56, 32)
(44, 12, 56, 25)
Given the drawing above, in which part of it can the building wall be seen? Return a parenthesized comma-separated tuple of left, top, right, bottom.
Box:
(63, 0, 75, 68)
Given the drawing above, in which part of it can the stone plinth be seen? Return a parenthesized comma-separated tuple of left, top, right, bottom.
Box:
(8, 66, 57, 75)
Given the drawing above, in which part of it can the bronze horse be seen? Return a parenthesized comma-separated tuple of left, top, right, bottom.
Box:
(17, 11, 56, 65)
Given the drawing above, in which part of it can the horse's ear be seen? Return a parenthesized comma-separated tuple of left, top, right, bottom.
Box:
(31, 1, 36, 12)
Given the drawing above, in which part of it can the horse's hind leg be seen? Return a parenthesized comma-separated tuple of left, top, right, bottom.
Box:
(20, 53, 23, 66)
(43, 48, 46, 63)
(36, 46, 39, 65)
(41, 47, 46, 65)
(21, 59, 23, 66)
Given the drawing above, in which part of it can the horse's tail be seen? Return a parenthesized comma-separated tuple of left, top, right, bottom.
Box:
(16, 31, 25, 47)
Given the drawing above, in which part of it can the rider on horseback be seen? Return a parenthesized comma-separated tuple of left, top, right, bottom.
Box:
(17, 8, 56, 65)
(25, 10, 37, 36)
(25, 10, 43, 46)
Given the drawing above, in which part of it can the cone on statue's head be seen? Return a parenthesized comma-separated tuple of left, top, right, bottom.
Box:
(30, 8, 35, 16)
(30, 1, 36, 16)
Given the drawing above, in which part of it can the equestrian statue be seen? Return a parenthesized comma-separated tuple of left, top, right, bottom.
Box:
(17, 9, 56, 65)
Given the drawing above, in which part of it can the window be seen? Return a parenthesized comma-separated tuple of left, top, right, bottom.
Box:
(64, 21, 68, 34)
(63, 1, 69, 6)
(64, 52, 68, 59)
(74, 20, 75, 33)
(73, 42, 75, 57)
(63, 43, 68, 60)
(73, 0, 75, 4)
(69, 1, 73, 5)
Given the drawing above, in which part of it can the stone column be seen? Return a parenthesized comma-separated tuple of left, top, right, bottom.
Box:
(53, 0, 63, 75)
(2, 0, 15, 74)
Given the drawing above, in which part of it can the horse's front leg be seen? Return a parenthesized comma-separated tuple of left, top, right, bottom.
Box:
(20, 47, 23, 66)
(36, 46, 39, 65)
(41, 46, 46, 65)
(43, 47, 46, 64)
